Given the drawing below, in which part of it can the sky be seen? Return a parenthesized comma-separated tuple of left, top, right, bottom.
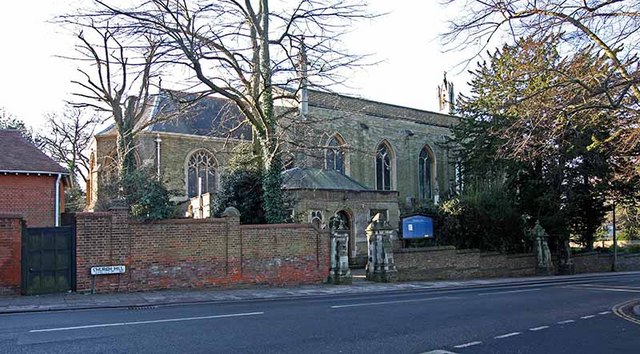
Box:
(0, 1, 473, 130)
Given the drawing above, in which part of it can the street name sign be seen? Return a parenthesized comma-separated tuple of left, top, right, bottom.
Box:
(91, 265, 126, 275)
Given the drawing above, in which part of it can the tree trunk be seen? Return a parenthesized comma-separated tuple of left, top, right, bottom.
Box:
(258, 0, 284, 223)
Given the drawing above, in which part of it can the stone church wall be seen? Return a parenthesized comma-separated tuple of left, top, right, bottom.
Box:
(288, 104, 458, 203)
(88, 132, 243, 209)
(151, 133, 241, 201)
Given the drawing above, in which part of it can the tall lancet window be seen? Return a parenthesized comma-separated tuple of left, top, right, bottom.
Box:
(418, 146, 434, 200)
(187, 149, 217, 198)
(375, 142, 393, 191)
(325, 135, 346, 174)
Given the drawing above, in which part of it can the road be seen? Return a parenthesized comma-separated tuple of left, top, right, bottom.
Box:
(1, 274, 639, 353)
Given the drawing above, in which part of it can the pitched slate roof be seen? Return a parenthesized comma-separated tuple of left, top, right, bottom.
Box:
(97, 90, 252, 140)
(307, 89, 458, 128)
(146, 91, 251, 139)
(0, 130, 68, 174)
(282, 167, 370, 191)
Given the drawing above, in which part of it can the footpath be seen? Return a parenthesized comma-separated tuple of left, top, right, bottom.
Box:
(1, 271, 640, 315)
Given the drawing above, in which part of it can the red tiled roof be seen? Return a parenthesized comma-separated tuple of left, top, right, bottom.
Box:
(0, 130, 68, 174)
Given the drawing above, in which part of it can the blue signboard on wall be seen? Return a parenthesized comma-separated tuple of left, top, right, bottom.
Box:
(402, 215, 434, 239)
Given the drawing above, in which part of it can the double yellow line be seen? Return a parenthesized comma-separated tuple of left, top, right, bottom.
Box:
(613, 299, 640, 325)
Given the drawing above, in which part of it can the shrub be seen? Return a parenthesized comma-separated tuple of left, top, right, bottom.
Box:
(105, 167, 176, 220)
(436, 181, 529, 253)
(214, 166, 265, 224)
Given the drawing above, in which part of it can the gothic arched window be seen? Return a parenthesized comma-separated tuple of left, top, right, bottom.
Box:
(325, 135, 346, 174)
(187, 149, 217, 198)
(375, 141, 393, 191)
(418, 146, 434, 200)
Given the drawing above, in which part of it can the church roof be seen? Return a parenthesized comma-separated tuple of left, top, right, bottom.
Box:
(96, 90, 251, 140)
(282, 167, 370, 191)
(0, 130, 68, 174)
(306, 90, 458, 128)
(146, 91, 251, 139)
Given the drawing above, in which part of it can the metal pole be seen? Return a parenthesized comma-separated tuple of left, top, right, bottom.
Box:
(612, 202, 617, 272)
(155, 134, 162, 181)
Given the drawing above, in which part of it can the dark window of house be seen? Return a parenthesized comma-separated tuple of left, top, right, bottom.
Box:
(418, 146, 432, 200)
(326, 136, 345, 174)
(187, 150, 216, 198)
(376, 142, 392, 190)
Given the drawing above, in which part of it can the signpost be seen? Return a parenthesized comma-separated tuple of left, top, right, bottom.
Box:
(90, 265, 126, 293)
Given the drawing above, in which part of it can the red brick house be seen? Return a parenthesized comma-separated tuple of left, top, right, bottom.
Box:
(0, 129, 69, 227)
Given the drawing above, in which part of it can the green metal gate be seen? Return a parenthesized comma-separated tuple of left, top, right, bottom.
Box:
(21, 226, 76, 295)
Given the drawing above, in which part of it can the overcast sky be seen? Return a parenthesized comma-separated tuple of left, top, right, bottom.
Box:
(0, 1, 473, 130)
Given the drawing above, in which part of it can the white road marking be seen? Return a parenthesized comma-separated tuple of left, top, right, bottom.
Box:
(598, 311, 611, 315)
(29, 312, 264, 333)
(330, 296, 459, 309)
(571, 286, 640, 293)
(421, 350, 459, 354)
(580, 315, 596, 319)
(557, 320, 575, 325)
(494, 332, 521, 339)
(478, 288, 541, 296)
(453, 341, 482, 348)
(529, 326, 549, 331)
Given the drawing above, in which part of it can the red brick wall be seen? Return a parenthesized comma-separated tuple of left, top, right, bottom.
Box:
(0, 215, 22, 295)
(0, 174, 64, 227)
(75, 209, 330, 293)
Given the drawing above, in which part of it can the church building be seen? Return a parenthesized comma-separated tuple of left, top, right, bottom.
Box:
(86, 78, 458, 265)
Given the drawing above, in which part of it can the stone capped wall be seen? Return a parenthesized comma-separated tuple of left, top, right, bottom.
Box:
(75, 209, 329, 293)
(395, 246, 640, 281)
(0, 215, 22, 295)
(394, 246, 538, 281)
(572, 252, 640, 273)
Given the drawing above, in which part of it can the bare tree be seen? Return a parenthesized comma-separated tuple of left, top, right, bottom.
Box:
(80, 0, 375, 222)
(39, 106, 100, 188)
(59, 18, 173, 180)
(442, 0, 640, 152)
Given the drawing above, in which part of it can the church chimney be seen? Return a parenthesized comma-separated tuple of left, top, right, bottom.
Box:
(298, 36, 309, 118)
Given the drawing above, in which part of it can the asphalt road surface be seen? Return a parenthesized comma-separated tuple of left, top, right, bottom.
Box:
(1, 274, 639, 353)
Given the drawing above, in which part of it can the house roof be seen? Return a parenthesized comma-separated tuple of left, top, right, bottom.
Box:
(282, 167, 370, 191)
(306, 90, 458, 128)
(0, 130, 68, 174)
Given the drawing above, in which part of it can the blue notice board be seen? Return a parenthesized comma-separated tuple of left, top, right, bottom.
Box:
(402, 215, 434, 239)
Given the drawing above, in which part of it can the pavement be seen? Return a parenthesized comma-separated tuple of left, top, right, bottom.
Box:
(2, 270, 640, 315)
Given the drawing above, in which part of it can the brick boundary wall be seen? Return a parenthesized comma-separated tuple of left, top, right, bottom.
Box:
(395, 247, 536, 281)
(75, 209, 330, 293)
(395, 246, 640, 281)
(0, 214, 22, 295)
(572, 251, 640, 273)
